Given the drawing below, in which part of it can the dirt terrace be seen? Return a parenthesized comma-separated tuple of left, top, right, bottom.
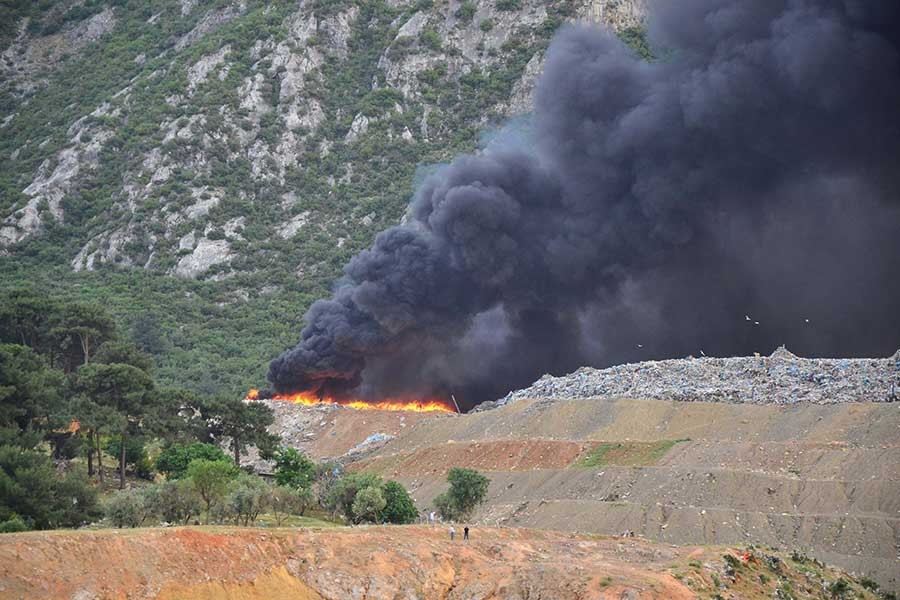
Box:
(0, 526, 878, 600)
(353, 439, 601, 477)
(258, 383, 900, 591)
(342, 396, 900, 592)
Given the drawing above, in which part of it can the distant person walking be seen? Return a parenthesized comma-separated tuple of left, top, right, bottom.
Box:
(464, 526, 469, 542)
(429, 511, 436, 527)
(449, 525, 455, 541)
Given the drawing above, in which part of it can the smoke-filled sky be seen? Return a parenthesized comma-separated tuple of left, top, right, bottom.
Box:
(269, 0, 900, 410)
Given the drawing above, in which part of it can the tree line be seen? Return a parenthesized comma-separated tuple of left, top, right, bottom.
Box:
(1, 288, 489, 532)
(0, 288, 275, 530)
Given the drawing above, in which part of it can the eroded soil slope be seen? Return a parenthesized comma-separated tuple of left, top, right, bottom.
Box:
(0, 526, 880, 600)
(346, 396, 900, 592)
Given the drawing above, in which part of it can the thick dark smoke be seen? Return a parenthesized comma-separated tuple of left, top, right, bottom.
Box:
(269, 0, 900, 410)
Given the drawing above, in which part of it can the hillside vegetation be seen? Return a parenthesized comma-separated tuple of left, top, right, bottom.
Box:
(0, 0, 646, 395)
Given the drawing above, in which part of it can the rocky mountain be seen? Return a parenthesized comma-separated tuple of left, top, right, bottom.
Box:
(0, 0, 646, 393)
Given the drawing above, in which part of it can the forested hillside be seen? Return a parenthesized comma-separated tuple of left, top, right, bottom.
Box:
(1, 0, 646, 395)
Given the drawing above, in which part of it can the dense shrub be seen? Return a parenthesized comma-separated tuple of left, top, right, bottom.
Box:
(269, 485, 314, 525)
(323, 472, 417, 524)
(0, 516, 29, 533)
(156, 442, 229, 479)
(455, 2, 476, 23)
(142, 479, 201, 525)
(0, 440, 100, 529)
(221, 474, 269, 526)
(496, 0, 521, 11)
(105, 488, 147, 528)
(419, 29, 442, 52)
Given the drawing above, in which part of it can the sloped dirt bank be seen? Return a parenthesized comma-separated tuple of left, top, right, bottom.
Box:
(0, 525, 877, 599)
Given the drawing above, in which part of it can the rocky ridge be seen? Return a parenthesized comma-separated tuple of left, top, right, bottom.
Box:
(1, 0, 646, 282)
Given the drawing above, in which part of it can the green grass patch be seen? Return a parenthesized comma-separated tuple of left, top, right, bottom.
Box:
(255, 511, 341, 528)
(575, 439, 690, 468)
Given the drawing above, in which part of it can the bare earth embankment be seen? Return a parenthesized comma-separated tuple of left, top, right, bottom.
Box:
(7, 351, 891, 598)
(0, 526, 882, 600)
(257, 351, 900, 592)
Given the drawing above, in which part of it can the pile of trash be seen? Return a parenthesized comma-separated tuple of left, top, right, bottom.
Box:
(479, 347, 900, 410)
(348, 432, 394, 455)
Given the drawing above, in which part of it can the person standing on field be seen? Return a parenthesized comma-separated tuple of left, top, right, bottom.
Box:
(464, 526, 469, 541)
(449, 525, 455, 540)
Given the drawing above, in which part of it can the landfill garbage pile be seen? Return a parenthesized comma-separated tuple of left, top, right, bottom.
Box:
(478, 347, 900, 410)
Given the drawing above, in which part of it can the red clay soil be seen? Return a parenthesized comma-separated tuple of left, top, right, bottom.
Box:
(0, 526, 712, 599)
(351, 439, 597, 477)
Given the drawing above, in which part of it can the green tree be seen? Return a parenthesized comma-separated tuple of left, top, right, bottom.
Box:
(186, 458, 238, 522)
(67, 393, 120, 483)
(49, 303, 116, 372)
(0, 343, 66, 432)
(273, 447, 316, 490)
(172, 395, 277, 465)
(155, 442, 229, 479)
(1, 345, 74, 471)
(94, 340, 154, 373)
(351, 485, 386, 524)
(151, 388, 209, 444)
(0, 439, 57, 528)
(0, 289, 57, 355)
(455, 2, 476, 23)
(433, 491, 456, 521)
(74, 362, 155, 488)
(435, 468, 489, 521)
(381, 480, 418, 524)
(104, 435, 153, 479)
(130, 313, 165, 356)
(0, 430, 100, 529)
(53, 469, 101, 527)
(314, 460, 343, 506)
(209, 397, 277, 466)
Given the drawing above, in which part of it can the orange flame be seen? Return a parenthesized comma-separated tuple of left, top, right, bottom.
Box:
(245, 388, 455, 413)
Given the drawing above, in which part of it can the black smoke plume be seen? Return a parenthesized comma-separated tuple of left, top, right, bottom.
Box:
(269, 0, 900, 410)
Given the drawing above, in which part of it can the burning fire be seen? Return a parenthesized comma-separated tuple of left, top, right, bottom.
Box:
(245, 388, 456, 413)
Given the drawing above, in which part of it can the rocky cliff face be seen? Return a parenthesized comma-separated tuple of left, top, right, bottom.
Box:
(1, 0, 645, 282)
